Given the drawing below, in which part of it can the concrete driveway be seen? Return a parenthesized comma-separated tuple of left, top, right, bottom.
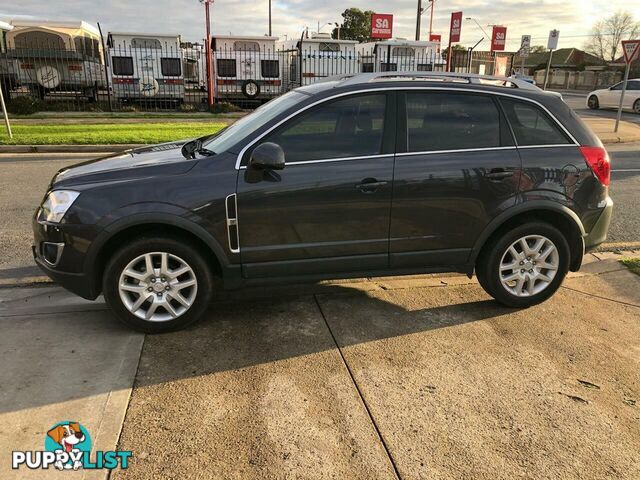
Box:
(2, 255, 639, 479)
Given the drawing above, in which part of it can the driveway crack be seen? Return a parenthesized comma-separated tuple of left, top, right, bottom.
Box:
(313, 294, 401, 480)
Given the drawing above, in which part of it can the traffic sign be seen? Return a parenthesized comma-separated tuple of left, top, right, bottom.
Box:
(547, 29, 559, 50)
(519, 35, 531, 57)
(621, 40, 640, 64)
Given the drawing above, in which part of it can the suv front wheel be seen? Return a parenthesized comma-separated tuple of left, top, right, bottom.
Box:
(476, 223, 570, 308)
(103, 237, 214, 333)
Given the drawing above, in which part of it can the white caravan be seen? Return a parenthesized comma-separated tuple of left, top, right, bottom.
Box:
(5, 20, 105, 98)
(107, 32, 184, 102)
(279, 32, 358, 87)
(357, 39, 444, 73)
(212, 35, 281, 102)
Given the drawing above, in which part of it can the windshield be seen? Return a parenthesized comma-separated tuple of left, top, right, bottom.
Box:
(203, 91, 309, 154)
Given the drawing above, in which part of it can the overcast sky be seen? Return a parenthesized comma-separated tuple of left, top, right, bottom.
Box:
(2, 0, 640, 51)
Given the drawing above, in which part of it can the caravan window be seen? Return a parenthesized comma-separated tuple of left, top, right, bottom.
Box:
(233, 41, 260, 52)
(112, 56, 134, 76)
(217, 59, 237, 77)
(14, 31, 66, 50)
(319, 42, 340, 52)
(261, 60, 279, 78)
(161, 58, 182, 76)
(131, 38, 162, 49)
(392, 47, 415, 56)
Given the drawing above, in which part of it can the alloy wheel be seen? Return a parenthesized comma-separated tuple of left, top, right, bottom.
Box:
(498, 235, 559, 297)
(118, 251, 198, 322)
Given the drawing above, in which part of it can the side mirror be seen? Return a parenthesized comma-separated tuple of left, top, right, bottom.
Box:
(249, 142, 285, 170)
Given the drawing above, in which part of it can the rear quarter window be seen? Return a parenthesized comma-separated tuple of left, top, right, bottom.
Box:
(500, 98, 571, 146)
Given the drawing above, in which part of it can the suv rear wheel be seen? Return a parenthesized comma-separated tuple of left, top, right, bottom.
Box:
(476, 223, 570, 308)
(103, 237, 213, 333)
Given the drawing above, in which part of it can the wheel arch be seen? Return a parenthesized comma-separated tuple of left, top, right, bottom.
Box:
(85, 214, 231, 297)
(469, 203, 586, 275)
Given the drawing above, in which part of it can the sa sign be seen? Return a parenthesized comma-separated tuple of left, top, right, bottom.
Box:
(491, 26, 507, 51)
(449, 12, 463, 43)
(371, 14, 393, 39)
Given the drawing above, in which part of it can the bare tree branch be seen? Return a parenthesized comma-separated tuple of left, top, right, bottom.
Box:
(584, 11, 640, 61)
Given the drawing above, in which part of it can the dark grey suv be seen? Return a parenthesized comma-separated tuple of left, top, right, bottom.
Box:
(33, 72, 613, 332)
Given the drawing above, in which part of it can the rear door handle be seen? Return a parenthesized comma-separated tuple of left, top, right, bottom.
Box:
(484, 169, 514, 180)
(356, 178, 388, 193)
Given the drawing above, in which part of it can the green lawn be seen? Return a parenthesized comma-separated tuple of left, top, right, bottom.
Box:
(621, 258, 640, 276)
(0, 122, 227, 145)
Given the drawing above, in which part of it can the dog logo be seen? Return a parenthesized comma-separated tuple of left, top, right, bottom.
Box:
(45, 421, 92, 470)
(12, 420, 132, 471)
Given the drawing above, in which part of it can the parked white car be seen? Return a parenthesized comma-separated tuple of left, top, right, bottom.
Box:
(587, 79, 640, 113)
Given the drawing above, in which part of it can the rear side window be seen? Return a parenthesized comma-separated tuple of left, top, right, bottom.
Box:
(161, 58, 181, 76)
(261, 60, 279, 78)
(500, 98, 570, 146)
(406, 92, 501, 152)
(111, 56, 133, 76)
(217, 59, 236, 77)
(263, 94, 386, 163)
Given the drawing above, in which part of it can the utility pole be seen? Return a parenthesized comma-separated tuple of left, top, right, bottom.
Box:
(201, 0, 215, 107)
(428, 0, 435, 38)
(415, 0, 422, 41)
(268, 0, 272, 36)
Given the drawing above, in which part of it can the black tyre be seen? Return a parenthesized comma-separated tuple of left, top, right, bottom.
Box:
(103, 236, 214, 333)
(587, 95, 599, 110)
(241, 79, 260, 99)
(633, 99, 640, 115)
(475, 222, 570, 308)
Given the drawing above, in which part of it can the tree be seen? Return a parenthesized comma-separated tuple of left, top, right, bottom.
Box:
(442, 44, 466, 60)
(584, 11, 640, 61)
(332, 8, 375, 42)
(531, 45, 547, 54)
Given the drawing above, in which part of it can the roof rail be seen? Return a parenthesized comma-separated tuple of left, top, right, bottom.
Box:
(331, 71, 540, 91)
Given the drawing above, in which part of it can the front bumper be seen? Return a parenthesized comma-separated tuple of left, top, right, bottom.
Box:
(584, 197, 613, 251)
(32, 217, 100, 300)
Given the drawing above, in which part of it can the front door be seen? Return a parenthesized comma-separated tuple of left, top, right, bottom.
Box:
(389, 90, 522, 267)
(236, 92, 396, 278)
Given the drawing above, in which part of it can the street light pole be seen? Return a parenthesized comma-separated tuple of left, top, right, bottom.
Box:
(428, 0, 435, 38)
(269, 0, 272, 36)
(415, 0, 422, 41)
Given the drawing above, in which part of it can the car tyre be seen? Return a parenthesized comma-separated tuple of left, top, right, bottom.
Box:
(476, 222, 570, 308)
(633, 99, 640, 115)
(587, 95, 599, 110)
(103, 236, 214, 333)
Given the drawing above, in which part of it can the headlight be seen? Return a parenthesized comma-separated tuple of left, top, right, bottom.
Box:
(39, 190, 80, 223)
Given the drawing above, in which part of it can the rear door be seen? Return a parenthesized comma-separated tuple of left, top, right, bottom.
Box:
(389, 90, 521, 267)
(235, 91, 396, 278)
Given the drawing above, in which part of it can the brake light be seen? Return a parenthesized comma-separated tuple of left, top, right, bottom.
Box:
(580, 146, 610, 186)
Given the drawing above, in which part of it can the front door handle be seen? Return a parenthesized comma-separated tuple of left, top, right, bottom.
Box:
(356, 178, 387, 193)
(484, 168, 514, 180)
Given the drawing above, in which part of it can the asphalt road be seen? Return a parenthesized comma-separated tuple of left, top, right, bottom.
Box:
(0, 142, 638, 270)
(562, 92, 640, 125)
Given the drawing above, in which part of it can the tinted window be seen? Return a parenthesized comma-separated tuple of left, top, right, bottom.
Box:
(319, 42, 340, 52)
(112, 56, 134, 76)
(627, 80, 640, 90)
(611, 82, 623, 91)
(161, 58, 181, 76)
(217, 59, 236, 77)
(234, 41, 260, 52)
(261, 60, 279, 78)
(131, 38, 162, 49)
(263, 94, 386, 163)
(406, 92, 501, 152)
(500, 98, 570, 146)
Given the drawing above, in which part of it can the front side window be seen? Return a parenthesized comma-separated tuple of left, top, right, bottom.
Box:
(261, 60, 279, 78)
(161, 58, 181, 76)
(262, 94, 387, 163)
(610, 82, 623, 91)
(217, 59, 236, 77)
(234, 41, 260, 52)
(406, 92, 501, 152)
(111, 56, 134, 76)
(500, 98, 570, 146)
(131, 38, 162, 49)
(319, 42, 340, 52)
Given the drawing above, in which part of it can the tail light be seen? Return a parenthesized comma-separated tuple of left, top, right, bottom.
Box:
(580, 146, 610, 186)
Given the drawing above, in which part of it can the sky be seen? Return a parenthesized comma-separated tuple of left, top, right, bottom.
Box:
(1, 0, 640, 51)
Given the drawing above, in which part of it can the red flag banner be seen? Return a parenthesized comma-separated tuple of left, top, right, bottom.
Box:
(491, 26, 507, 51)
(449, 12, 462, 43)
